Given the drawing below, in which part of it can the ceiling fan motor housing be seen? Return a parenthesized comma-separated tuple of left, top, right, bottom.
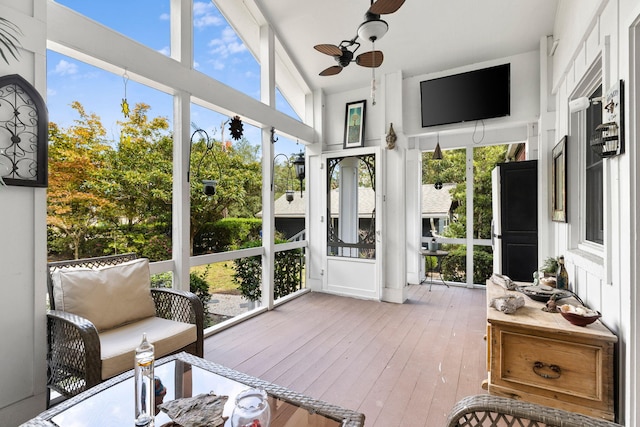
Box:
(337, 49, 354, 67)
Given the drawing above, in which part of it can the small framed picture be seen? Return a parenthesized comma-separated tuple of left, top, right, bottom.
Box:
(344, 100, 366, 148)
(552, 136, 567, 222)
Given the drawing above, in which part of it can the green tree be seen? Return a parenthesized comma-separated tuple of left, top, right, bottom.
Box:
(47, 102, 113, 259)
(101, 103, 173, 227)
(422, 146, 507, 239)
(190, 136, 262, 254)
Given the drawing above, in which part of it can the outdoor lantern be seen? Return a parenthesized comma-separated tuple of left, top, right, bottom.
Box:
(190, 128, 222, 196)
(272, 152, 297, 204)
(293, 151, 305, 197)
(202, 179, 217, 196)
(285, 189, 294, 203)
(271, 128, 306, 201)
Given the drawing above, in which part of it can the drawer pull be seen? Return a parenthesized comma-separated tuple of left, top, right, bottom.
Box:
(533, 361, 561, 379)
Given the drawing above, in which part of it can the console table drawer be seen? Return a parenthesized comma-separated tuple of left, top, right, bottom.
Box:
(495, 330, 603, 401)
(485, 280, 617, 420)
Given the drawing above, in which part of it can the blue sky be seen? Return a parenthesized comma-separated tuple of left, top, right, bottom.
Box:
(46, 0, 303, 157)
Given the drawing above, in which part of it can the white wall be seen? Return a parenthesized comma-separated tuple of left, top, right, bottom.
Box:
(403, 50, 541, 139)
(314, 50, 543, 300)
(0, 0, 48, 424)
(551, 0, 640, 423)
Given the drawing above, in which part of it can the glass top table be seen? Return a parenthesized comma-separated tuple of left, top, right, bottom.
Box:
(23, 352, 364, 427)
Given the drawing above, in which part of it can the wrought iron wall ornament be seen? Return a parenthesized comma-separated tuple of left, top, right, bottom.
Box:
(0, 74, 48, 187)
(229, 115, 243, 141)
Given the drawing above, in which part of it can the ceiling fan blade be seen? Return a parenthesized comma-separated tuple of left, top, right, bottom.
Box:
(319, 65, 343, 76)
(314, 44, 343, 56)
(369, 0, 405, 14)
(355, 50, 384, 68)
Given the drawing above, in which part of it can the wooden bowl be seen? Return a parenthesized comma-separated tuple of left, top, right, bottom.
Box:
(559, 305, 601, 327)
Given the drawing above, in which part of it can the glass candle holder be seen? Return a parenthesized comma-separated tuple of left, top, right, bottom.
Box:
(231, 388, 271, 427)
(134, 333, 155, 426)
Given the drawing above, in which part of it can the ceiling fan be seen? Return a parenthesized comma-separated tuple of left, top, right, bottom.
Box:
(314, 0, 405, 76)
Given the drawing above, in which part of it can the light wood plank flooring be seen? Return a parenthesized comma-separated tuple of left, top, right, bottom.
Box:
(204, 284, 488, 427)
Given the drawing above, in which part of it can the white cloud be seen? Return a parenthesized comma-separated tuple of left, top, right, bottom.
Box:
(207, 26, 247, 59)
(212, 59, 225, 71)
(193, 60, 200, 69)
(194, 2, 223, 29)
(53, 59, 78, 76)
(47, 87, 57, 97)
(159, 12, 170, 21)
(158, 46, 170, 56)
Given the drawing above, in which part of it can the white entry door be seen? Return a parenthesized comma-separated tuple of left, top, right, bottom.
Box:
(322, 148, 381, 300)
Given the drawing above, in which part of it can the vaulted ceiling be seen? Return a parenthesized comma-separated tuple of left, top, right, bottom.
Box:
(251, 0, 558, 95)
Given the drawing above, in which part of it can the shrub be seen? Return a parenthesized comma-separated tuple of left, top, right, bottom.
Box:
(440, 246, 493, 284)
(233, 239, 304, 302)
(151, 270, 213, 328)
(194, 217, 262, 253)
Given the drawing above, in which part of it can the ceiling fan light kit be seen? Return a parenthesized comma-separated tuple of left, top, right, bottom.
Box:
(357, 13, 388, 42)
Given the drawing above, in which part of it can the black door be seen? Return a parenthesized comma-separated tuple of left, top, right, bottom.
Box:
(500, 160, 537, 281)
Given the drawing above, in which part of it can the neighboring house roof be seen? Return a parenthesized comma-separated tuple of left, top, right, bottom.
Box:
(421, 183, 456, 218)
(257, 184, 454, 219)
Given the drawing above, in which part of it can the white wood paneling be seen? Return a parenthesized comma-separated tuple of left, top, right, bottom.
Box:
(326, 257, 378, 300)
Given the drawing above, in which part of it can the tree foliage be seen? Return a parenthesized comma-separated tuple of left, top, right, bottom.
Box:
(48, 101, 263, 260)
(421, 145, 507, 239)
(47, 102, 113, 259)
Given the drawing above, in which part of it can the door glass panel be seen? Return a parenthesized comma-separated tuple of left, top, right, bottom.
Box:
(472, 144, 509, 284)
(327, 154, 376, 259)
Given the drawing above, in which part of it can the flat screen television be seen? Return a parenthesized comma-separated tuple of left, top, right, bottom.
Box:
(420, 63, 510, 127)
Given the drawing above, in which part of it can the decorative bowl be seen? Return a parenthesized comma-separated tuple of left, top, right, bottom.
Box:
(559, 304, 601, 327)
(517, 285, 571, 302)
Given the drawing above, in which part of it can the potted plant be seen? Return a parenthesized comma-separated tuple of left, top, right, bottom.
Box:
(540, 256, 559, 277)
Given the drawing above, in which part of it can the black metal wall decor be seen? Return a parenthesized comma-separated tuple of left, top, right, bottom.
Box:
(590, 79, 624, 158)
(0, 74, 48, 187)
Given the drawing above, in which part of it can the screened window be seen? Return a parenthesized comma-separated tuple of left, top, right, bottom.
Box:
(585, 85, 603, 244)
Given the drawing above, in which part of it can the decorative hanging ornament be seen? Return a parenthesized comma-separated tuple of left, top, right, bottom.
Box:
(121, 70, 130, 118)
(386, 123, 397, 150)
(229, 115, 244, 141)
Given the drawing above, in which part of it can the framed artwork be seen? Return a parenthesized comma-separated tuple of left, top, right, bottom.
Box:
(344, 100, 366, 149)
(552, 136, 567, 222)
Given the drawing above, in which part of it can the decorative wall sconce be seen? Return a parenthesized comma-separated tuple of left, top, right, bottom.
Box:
(270, 127, 306, 201)
(0, 74, 48, 187)
(590, 80, 624, 158)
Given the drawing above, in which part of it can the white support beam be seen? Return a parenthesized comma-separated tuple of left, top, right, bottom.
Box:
(170, 0, 192, 66)
(172, 90, 191, 291)
(261, 24, 276, 310)
(46, 1, 315, 144)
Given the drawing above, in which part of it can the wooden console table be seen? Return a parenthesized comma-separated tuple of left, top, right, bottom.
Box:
(485, 280, 617, 421)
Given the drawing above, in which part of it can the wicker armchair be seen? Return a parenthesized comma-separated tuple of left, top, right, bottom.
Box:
(446, 395, 622, 427)
(46, 253, 204, 407)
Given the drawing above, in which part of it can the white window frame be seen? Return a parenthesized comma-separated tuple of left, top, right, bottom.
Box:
(568, 57, 605, 262)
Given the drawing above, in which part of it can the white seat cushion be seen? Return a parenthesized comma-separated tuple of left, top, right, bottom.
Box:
(99, 316, 197, 380)
(52, 258, 156, 331)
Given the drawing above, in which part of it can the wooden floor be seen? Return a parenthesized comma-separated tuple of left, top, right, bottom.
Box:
(204, 284, 488, 427)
